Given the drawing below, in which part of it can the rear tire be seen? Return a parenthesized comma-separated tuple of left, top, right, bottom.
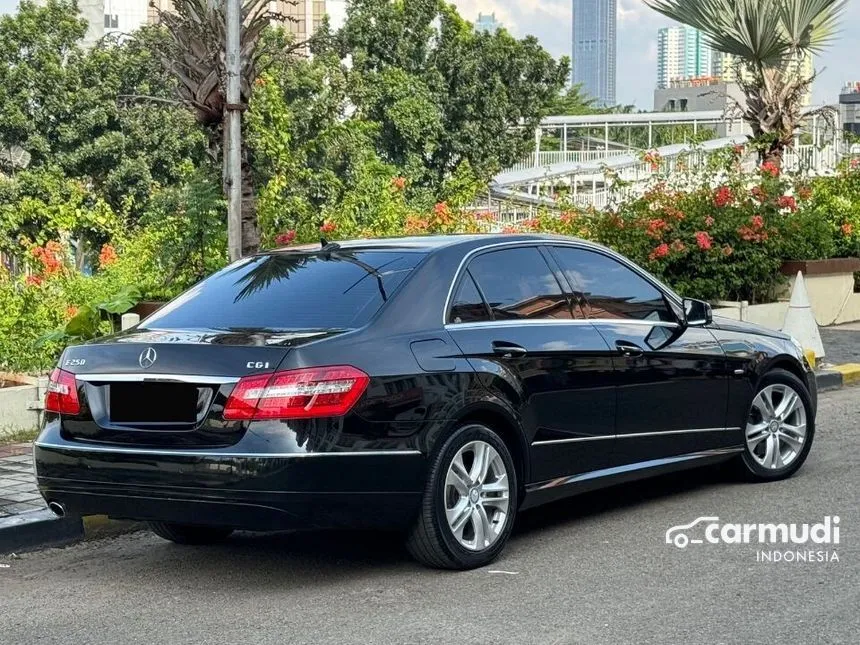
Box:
(407, 423, 518, 570)
(149, 522, 233, 545)
(736, 369, 815, 482)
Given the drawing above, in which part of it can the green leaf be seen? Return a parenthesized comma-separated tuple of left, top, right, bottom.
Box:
(35, 329, 68, 347)
(97, 285, 142, 314)
(64, 304, 101, 339)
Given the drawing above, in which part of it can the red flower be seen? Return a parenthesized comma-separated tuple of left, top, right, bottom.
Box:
(432, 202, 453, 226)
(751, 186, 767, 203)
(760, 161, 780, 178)
(560, 211, 577, 224)
(714, 186, 733, 207)
(851, 158, 860, 170)
(25, 274, 43, 286)
(275, 230, 297, 245)
(501, 226, 519, 234)
(522, 218, 541, 231)
(695, 231, 713, 251)
(643, 151, 662, 171)
(649, 243, 670, 261)
(405, 217, 429, 232)
(751, 215, 764, 230)
(777, 195, 797, 212)
(705, 216, 715, 227)
(319, 221, 337, 234)
(66, 306, 79, 319)
(646, 218, 669, 239)
(842, 223, 854, 236)
(391, 176, 406, 191)
(98, 244, 117, 267)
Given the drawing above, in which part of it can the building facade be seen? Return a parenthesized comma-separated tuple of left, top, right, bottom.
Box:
(656, 25, 715, 90)
(475, 12, 501, 34)
(571, 0, 616, 107)
(839, 82, 860, 137)
(56, 0, 326, 49)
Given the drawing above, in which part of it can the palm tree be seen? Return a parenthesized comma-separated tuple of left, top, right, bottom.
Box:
(153, 0, 307, 257)
(647, 0, 845, 165)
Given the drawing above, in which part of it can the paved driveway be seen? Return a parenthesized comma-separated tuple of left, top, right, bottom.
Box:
(1, 388, 857, 645)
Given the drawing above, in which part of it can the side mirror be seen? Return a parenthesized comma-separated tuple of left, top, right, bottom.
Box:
(683, 298, 712, 327)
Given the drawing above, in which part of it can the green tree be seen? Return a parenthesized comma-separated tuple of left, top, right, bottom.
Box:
(647, 0, 845, 165)
(153, 0, 308, 258)
(337, 0, 568, 195)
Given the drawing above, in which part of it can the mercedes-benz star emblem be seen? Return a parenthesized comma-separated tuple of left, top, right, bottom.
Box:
(138, 347, 158, 369)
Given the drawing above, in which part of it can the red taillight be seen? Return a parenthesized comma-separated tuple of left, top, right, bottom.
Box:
(223, 366, 370, 421)
(45, 368, 80, 415)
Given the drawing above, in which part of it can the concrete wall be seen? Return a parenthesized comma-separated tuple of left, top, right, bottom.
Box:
(0, 377, 44, 437)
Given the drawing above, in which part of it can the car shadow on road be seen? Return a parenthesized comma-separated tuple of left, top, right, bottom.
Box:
(128, 463, 738, 584)
(513, 463, 732, 537)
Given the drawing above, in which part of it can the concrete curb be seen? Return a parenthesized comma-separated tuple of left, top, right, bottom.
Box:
(0, 509, 83, 555)
(816, 364, 860, 392)
(0, 511, 142, 555)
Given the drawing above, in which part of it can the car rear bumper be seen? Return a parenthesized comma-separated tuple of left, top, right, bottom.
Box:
(34, 439, 427, 531)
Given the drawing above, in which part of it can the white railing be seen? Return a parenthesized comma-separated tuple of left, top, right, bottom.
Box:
(508, 149, 630, 172)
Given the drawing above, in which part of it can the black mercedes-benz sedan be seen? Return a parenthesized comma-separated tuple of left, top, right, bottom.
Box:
(35, 234, 817, 569)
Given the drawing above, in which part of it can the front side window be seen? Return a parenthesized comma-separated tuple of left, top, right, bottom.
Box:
(551, 247, 674, 322)
(466, 247, 572, 320)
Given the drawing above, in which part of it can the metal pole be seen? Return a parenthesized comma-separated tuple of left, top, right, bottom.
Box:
(225, 0, 243, 262)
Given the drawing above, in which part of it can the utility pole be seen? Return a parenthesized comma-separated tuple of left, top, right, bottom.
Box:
(224, 0, 243, 262)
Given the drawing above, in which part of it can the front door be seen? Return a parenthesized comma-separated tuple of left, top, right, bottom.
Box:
(445, 246, 616, 484)
(549, 246, 731, 465)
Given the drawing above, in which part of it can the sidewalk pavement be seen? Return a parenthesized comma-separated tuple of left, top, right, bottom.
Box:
(0, 443, 44, 518)
(2, 325, 859, 554)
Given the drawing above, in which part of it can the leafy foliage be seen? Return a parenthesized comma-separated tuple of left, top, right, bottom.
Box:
(647, 0, 846, 163)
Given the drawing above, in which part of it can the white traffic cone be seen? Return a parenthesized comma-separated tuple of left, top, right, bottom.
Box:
(782, 271, 825, 362)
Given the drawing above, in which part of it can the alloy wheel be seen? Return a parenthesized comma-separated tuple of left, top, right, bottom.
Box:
(444, 440, 510, 551)
(746, 383, 807, 470)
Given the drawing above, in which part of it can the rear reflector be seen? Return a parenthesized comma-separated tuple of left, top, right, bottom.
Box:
(45, 368, 81, 415)
(223, 366, 370, 420)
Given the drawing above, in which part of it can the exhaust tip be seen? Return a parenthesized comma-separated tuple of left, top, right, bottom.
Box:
(48, 501, 66, 518)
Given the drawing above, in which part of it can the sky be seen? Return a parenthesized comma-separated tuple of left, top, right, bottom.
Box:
(1, 0, 857, 108)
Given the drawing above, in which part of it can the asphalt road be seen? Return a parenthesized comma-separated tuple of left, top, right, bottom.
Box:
(2, 388, 858, 645)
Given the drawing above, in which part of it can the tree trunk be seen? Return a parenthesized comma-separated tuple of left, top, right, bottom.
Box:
(240, 155, 260, 257)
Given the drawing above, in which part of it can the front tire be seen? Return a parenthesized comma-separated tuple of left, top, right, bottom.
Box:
(149, 522, 233, 545)
(407, 423, 518, 569)
(737, 369, 815, 481)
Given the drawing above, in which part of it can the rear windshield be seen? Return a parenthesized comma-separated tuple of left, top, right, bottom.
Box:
(142, 250, 425, 331)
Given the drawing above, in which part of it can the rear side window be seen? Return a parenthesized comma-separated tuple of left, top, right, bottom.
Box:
(550, 247, 674, 322)
(449, 271, 491, 324)
(466, 247, 573, 320)
(142, 250, 424, 331)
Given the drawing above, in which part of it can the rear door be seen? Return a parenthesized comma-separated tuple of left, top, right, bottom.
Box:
(445, 245, 616, 484)
(549, 245, 730, 465)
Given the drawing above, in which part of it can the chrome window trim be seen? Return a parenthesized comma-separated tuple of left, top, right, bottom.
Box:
(75, 373, 240, 385)
(33, 441, 422, 459)
(442, 239, 683, 327)
(531, 427, 740, 446)
(444, 319, 679, 332)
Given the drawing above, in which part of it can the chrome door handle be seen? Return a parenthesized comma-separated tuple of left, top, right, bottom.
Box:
(616, 340, 644, 358)
(492, 342, 528, 358)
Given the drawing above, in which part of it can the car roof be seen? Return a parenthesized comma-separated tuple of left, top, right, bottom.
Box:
(263, 234, 594, 255)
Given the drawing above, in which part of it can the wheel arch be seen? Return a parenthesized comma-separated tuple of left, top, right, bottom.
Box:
(452, 402, 530, 490)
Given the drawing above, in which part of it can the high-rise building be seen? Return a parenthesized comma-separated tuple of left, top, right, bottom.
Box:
(720, 51, 814, 105)
(656, 25, 715, 89)
(475, 12, 501, 34)
(571, 0, 617, 107)
(58, 0, 326, 50)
